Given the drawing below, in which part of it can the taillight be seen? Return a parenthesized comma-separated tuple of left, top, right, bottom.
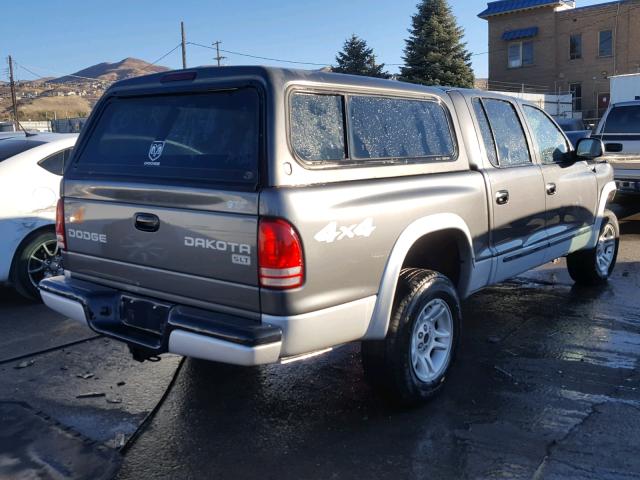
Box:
(55, 199, 66, 250)
(258, 218, 304, 289)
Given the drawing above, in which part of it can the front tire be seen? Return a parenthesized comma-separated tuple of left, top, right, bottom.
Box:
(11, 230, 64, 301)
(566, 209, 619, 286)
(361, 268, 461, 406)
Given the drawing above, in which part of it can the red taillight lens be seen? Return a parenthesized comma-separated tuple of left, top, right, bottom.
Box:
(55, 199, 66, 250)
(258, 218, 304, 289)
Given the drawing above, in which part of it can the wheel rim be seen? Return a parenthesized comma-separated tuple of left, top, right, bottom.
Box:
(27, 239, 63, 289)
(595, 223, 616, 277)
(410, 298, 454, 383)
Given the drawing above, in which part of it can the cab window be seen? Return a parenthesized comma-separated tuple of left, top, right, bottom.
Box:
(523, 105, 569, 164)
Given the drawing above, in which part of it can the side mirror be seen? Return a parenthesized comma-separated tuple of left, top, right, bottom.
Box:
(576, 137, 605, 161)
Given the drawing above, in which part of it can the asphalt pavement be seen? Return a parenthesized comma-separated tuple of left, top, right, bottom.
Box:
(2, 198, 640, 479)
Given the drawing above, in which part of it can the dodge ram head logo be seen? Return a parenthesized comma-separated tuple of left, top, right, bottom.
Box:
(146, 141, 165, 165)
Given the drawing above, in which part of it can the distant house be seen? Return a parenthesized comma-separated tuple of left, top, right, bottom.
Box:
(479, 0, 640, 121)
(474, 78, 489, 90)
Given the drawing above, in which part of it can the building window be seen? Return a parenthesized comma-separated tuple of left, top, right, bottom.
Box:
(508, 41, 534, 68)
(599, 30, 613, 57)
(569, 34, 582, 60)
(569, 83, 582, 112)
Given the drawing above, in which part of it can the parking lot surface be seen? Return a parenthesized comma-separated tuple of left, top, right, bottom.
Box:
(2, 199, 640, 479)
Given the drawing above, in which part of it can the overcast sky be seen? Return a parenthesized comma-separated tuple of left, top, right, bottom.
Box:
(2, 0, 606, 80)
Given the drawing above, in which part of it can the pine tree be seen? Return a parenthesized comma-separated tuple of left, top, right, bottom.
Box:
(401, 0, 474, 88)
(334, 34, 388, 78)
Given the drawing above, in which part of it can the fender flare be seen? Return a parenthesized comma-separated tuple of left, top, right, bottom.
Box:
(363, 213, 475, 340)
(588, 180, 617, 248)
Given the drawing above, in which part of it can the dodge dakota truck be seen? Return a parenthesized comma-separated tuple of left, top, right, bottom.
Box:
(40, 67, 618, 404)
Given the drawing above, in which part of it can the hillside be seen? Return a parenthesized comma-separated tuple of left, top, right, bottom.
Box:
(52, 57, 169, 83)
(18, 96, 92, 121)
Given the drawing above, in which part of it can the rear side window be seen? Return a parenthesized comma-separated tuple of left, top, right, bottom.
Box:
(349, 96, 455, 161)
(290, 93, 346, 162)
(73, 88, 260, 187)
(0, 139, 46, 162)
(472, 98, 498, 166)
(481, 99, 531, 167)
(603, 105, 640, 134)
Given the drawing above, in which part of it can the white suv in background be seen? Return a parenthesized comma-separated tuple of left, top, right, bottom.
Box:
(595, 100, 640, 194)
(0, 132, 78, 299)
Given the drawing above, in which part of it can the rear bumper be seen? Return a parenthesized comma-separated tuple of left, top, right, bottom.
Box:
(40, 275, 378, 365)
(613, 168, 640, 193)
(39, 276, 282, 366)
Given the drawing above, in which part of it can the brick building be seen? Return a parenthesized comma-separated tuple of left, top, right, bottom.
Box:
(479, 0, 640, 121)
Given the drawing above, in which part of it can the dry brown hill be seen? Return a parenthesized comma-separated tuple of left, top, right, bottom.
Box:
(52, 57, 169, 83)
(18, 96, 92, 121)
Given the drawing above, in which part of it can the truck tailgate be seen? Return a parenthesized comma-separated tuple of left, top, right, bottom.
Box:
(61, 86, 262, 312)
(63, 196, 259, 311)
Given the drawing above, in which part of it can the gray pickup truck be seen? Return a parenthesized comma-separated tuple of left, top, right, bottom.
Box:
(40, 67, 619, 404)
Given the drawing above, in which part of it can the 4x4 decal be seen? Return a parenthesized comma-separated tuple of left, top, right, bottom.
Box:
(314, 218, 376, 243)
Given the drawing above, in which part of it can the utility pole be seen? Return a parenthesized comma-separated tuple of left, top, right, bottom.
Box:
(212, 41, 226, 67)
(181, 21, 187, 69)
(8, 55, 19, 131)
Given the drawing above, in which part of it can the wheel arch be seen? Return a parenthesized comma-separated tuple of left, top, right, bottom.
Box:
(363, 213, 475, 340)
(9, 223, 56, 283)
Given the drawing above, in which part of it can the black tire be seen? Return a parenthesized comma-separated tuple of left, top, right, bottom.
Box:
(361, 268, 461, 406)
(11, 230, 61, 301)
(566, 209, 619, 286)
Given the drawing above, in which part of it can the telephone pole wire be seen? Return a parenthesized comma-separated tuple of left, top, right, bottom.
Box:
(181, 22, 187, 69)
(8, 56, 19, 130)
(213, 41, 226, 66)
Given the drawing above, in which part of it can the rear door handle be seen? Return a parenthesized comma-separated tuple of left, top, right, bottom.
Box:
(496, 190, 509, 205)
(546, 183, 557, 195)
(134, 213, 160, 232)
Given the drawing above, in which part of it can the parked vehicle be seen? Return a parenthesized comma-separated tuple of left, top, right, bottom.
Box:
(0, 132, 22, 141)
(594, 100, 640, 194)
(40, 67, 618, 404)
(556, 118, 592, 148)
(0, 133, 78, 299)
(609, 73, 640, 105)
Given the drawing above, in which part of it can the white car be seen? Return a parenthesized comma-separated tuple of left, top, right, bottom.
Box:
(0, 132, 78, 299)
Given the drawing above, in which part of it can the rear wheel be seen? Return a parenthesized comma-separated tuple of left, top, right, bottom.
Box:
(361, 268, 461, 406)
(566, 209, 619, 286)
(12, 230, 64, 301)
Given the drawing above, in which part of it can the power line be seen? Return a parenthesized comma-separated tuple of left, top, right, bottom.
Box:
(139, 43, 183, 72)
(189, 41, 486, 69)
(14, 61, 48, 81)
(187, 41, 330, 66)
(13, 63, 107, 83)
(13, 43, 183, 83)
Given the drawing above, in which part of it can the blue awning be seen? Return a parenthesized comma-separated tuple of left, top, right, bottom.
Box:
(479, 0, 568, 18)
(502, 27, 539, 41)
